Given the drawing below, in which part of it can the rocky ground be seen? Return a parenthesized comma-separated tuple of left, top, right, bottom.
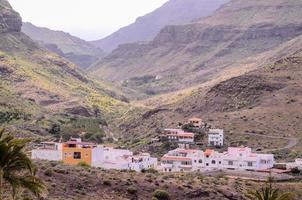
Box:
(5, 161, 300, 200)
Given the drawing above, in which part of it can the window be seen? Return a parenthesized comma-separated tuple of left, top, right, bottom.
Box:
(199, 159, 202, 163)
(194, 160, 197, 163)
(247, 162, 253, 167)
(206, 163, 209, 166)
(212, 160, 216, 164)
(74, 152, 81, 159)
(219, 161, 221, 164)
(228, 161, 233, 166)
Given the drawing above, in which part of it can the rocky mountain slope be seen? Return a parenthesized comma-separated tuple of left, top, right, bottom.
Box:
(0, 0, 129, 137)
(22, 22, 105, 69)
(115, 48, 302, 159)
(92, 0, 229, 52)
(90, 0, 302, 98)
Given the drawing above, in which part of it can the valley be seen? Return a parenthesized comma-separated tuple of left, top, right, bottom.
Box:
(1, 0, 302, 199)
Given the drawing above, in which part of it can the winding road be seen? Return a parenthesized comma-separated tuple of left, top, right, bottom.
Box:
(243, 132, 298, 153)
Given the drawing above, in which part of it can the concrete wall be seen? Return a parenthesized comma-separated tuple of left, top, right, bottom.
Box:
(32, 149, 62, 161)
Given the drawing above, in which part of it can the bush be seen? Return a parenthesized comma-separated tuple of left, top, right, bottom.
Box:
(153, 189, 169, 200)
(103, 180, 111, 186)
(142, 168, 158, 174)
(291, 167, 301, 175)
(44, 168, 53, 177)
(127, 186, 137, 194)
(77, 161, 90, 169)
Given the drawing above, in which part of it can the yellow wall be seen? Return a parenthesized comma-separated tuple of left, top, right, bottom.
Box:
(62, 147, 92, 165)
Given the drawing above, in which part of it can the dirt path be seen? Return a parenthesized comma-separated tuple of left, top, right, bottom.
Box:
(244, 132, 298, 153)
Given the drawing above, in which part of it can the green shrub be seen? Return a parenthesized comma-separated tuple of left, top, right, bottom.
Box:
(44, 168, 53, 177)
(103, 180, 111, 186)
(77, 161, 90, 169)
(142, 168, 158, 174)
(153, 189, 169, 200)
(127, 186, 137, 194)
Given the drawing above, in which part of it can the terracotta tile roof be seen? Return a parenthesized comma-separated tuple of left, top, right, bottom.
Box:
(161, 156, 191, 161)
(175, 149, 198, 153)
(167, 132, 194, 137)
(204, 149, 214, 156)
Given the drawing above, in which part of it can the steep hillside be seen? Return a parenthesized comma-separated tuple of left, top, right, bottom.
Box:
(114, 49, 302, 159)
(22, 22, 105, 69)
(0, 0, 129, 138)
(90, 0, 302, 98)
(92, 0, 229, 52)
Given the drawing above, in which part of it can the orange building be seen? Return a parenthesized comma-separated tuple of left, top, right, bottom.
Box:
(62, 139, 95, 165)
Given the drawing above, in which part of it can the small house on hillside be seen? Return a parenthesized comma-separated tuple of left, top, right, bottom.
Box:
(188, 117, 203, 128)
(162, 129, 195, 143)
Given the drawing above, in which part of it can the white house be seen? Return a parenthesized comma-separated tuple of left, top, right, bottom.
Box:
(32, 139, 157, 172)
(286, 158, 302, 170)
(188, 117, 203, 128)
(128, 153, 158, 171)
(160, 147, 274, 172)
(222, 147, 274, 171)
(31, 142, 63, 161)
(163, 129, 195, 143)
(208, 129, 224, 147)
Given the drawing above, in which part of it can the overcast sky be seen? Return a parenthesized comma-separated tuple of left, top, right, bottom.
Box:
(8, 0, 169, 41)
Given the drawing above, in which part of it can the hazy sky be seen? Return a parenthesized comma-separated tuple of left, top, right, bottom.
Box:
(8, 0, 169, 41)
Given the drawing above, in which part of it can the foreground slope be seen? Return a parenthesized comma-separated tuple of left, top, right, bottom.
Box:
(92, 0, 229, 52)
(0, 0, 128, 136)
(32, 161, 302, 200)
(22, 22, 105, 69)
(90, 0, 302, 98)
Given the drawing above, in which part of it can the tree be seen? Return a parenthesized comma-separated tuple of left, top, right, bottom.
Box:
(49, 124, 61, 137)
(245, 174, 294, 200)
(0, 129, 46, 200)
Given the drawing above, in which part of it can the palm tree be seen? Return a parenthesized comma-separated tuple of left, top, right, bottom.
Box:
(245, 174, 294, 200)
(0, 129, 46, 200)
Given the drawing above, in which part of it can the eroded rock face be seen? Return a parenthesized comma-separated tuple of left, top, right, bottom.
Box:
(0, 0, 22, 33)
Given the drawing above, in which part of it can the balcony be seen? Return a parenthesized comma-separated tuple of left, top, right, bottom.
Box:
(179, 164, 192, 169)
(161, 163, 173, 168)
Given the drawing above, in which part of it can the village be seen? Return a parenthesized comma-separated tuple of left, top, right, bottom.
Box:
(32, 117, 302, 176)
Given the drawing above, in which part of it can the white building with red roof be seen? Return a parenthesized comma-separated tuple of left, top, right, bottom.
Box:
(160, 147, 274, 172)
(163, 129, 195, 143)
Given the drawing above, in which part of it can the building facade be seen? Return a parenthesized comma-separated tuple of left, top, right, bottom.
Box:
(32, 142, 62, 161)
(32, 138, 157, 172)
(163, 129, 194, 143)
(208, 129, 224, 147)
(161, 147, 274, 172)
(188, 117, 203, 128)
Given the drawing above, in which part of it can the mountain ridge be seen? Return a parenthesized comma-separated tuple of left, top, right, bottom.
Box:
(92, 0, 229, 52)
(22, 22, 105, 69)
(90, 0, 302, 98)
(0, 0, 129, 138)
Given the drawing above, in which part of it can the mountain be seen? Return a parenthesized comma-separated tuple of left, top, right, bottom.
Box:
(115, 46, 302, 159)
(0, 0, 129, 137)
(22, 22, 105, 69)
(92, 0, 229, 52)
(90, 0, 302, 98)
